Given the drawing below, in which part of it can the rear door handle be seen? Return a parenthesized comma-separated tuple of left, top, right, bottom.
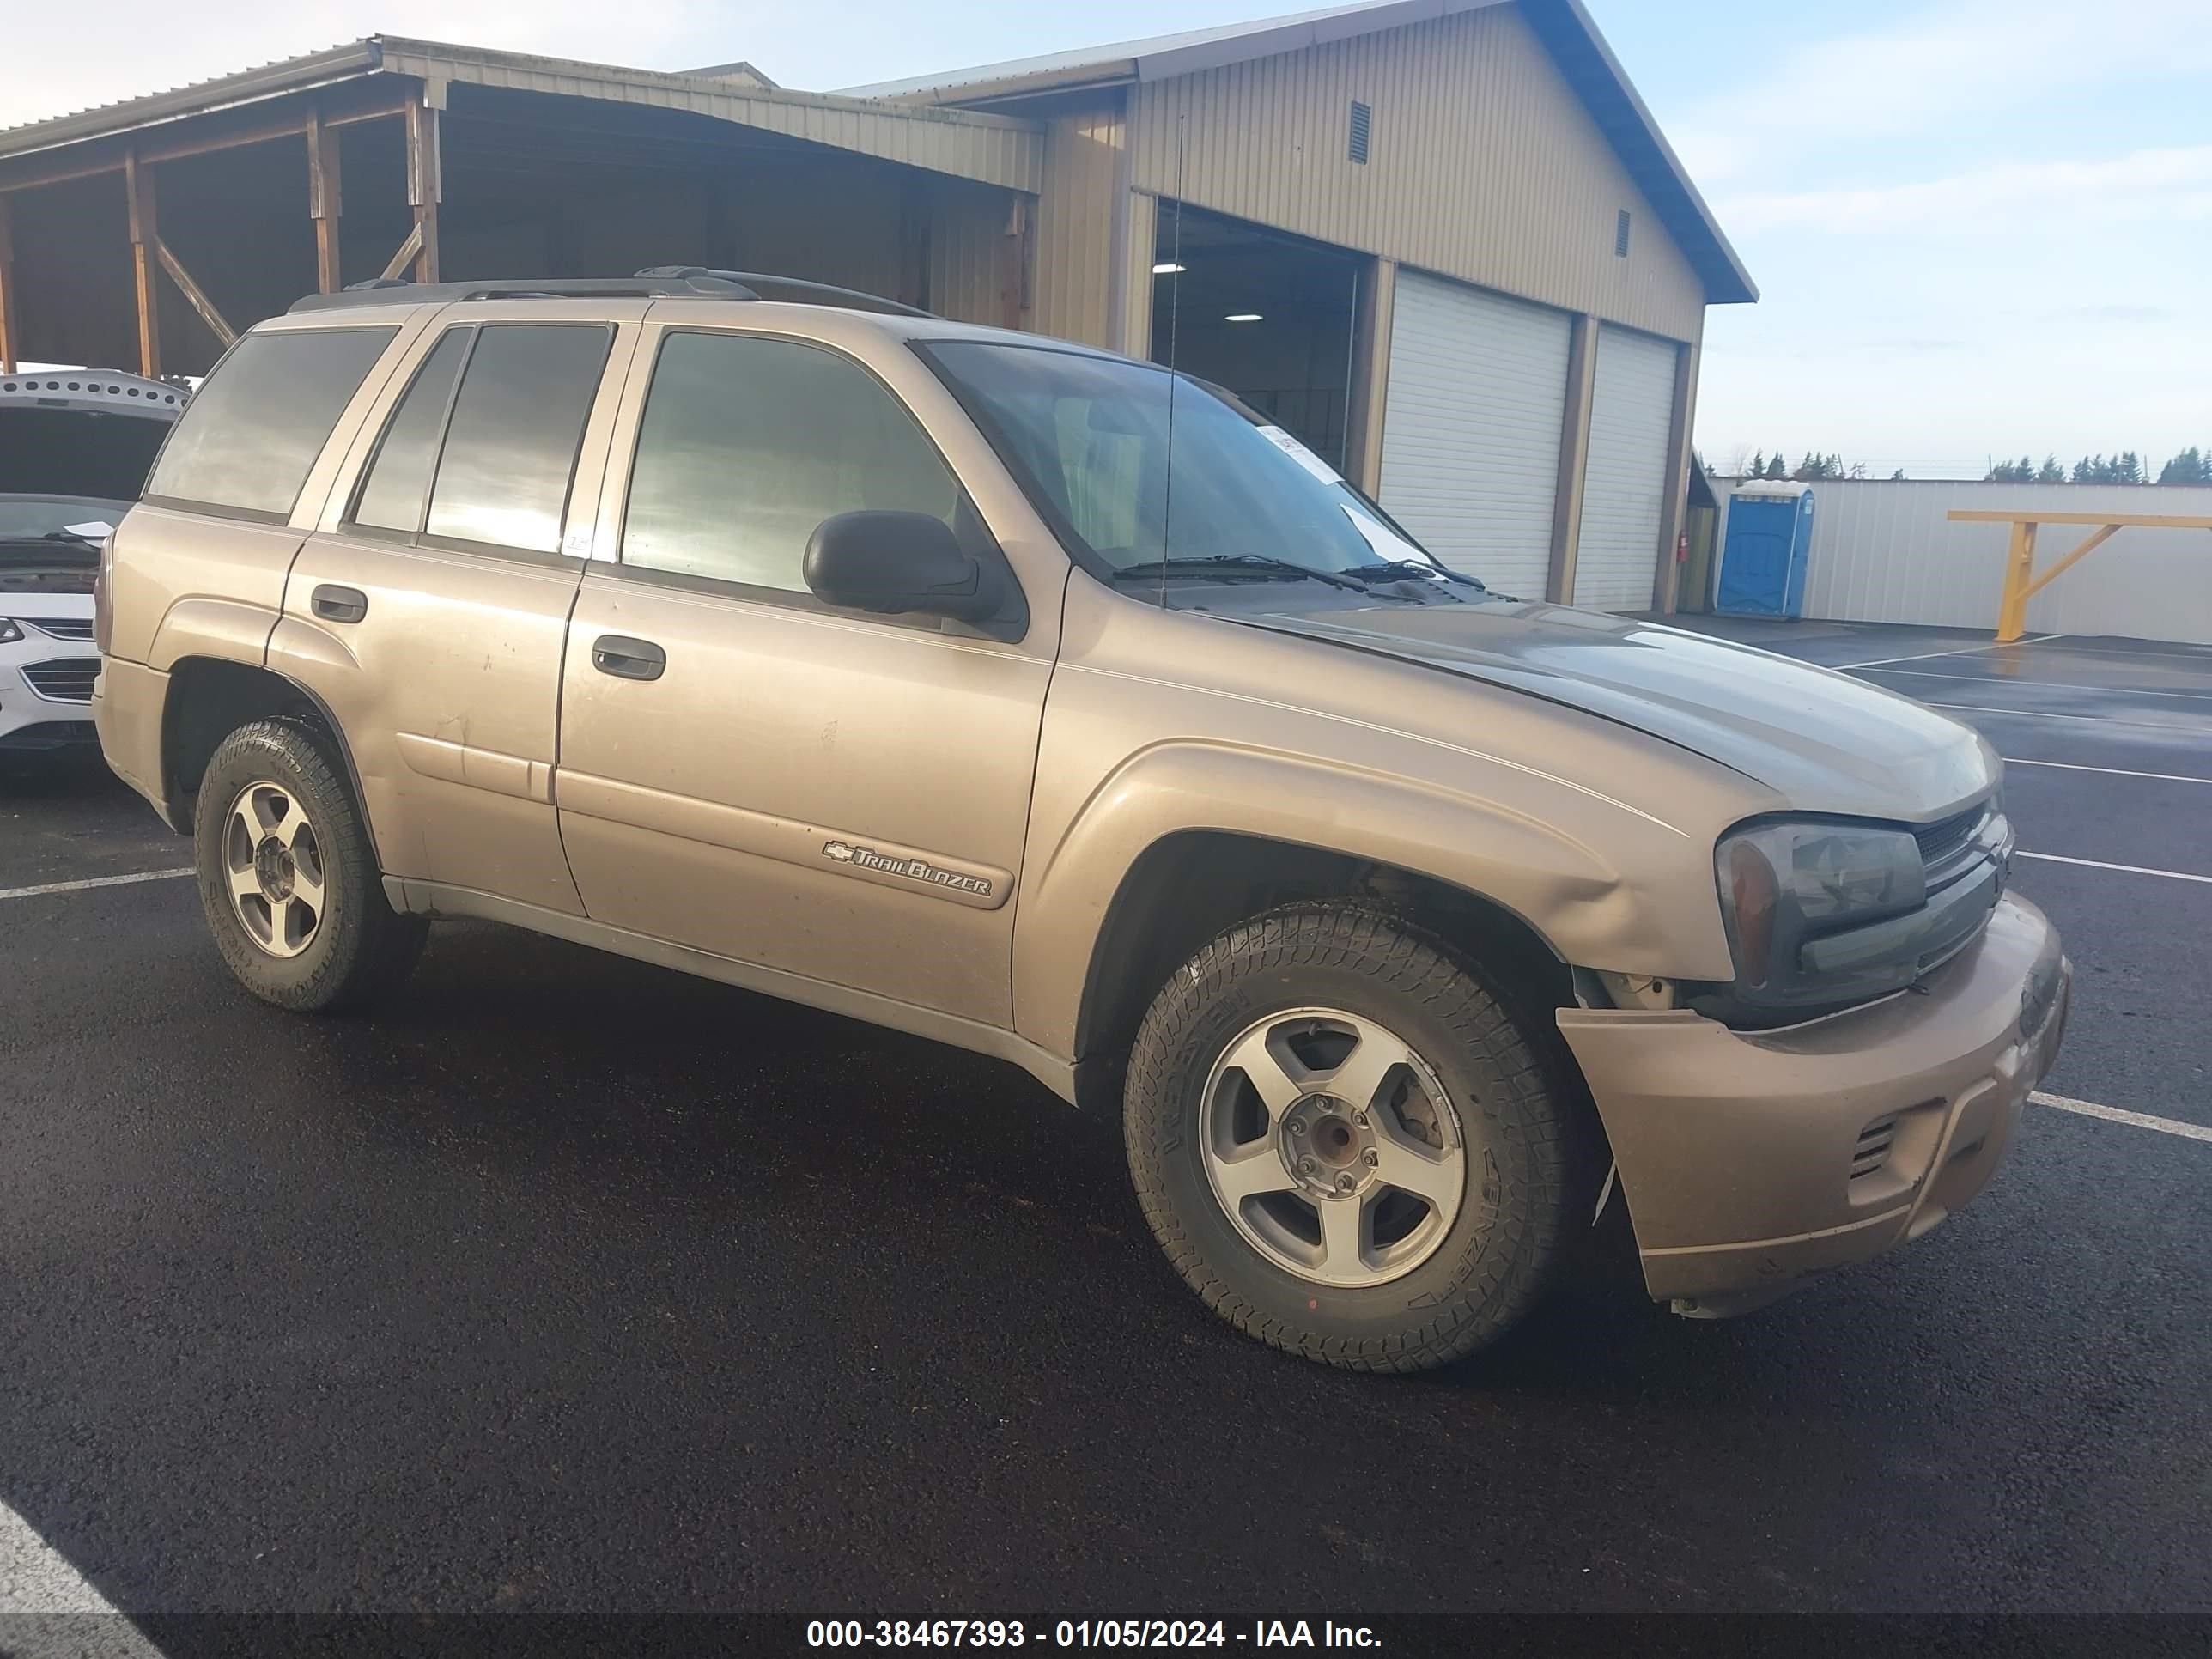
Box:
(311, 584, 368, 623)
(592, 635, 665, 681)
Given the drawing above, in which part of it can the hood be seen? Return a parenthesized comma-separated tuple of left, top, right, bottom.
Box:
(1237, 594, 1992, 821)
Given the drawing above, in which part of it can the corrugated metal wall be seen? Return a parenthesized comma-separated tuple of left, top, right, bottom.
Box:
(1738, 480, 2212, 645)
(1126, 3, 1705, 343)
(1030, 100, 1126, 347)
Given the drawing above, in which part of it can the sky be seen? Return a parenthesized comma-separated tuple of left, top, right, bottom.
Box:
(5, 0, 2207, 480)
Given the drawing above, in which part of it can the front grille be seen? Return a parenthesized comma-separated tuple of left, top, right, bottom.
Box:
(26, 616, 94, 641)
(1914, 805, 1982, 868)
(21, 658, 99, 702)
(1850, 1115, 1900, 1181)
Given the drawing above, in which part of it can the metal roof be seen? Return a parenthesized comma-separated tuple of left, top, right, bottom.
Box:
(840, 0, 1755, 306)
(0, 36, 1044, 194)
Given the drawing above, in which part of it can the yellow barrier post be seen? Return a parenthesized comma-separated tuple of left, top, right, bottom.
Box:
(1948, 510, 2212, 642)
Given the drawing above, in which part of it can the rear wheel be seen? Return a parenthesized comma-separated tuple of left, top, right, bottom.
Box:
(1124, 902, 1594, 1372)
(192, 718, 425, 1012)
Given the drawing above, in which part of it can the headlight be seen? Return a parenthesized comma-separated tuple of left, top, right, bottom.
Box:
(0, 618, 21, 645)
(1717, 817, 1926, 1009)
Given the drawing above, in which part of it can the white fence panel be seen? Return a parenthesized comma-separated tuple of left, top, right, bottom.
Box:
(1771, 480, 2212, 646)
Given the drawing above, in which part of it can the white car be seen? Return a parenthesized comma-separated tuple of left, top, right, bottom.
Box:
(0, 368, 186, 756)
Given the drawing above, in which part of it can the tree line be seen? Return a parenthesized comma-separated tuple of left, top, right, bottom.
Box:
(1984, 448, 2212, 485)
(1735, 447, 2212, 484)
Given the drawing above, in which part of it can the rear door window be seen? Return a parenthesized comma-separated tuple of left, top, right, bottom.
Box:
(145, 328, 396, 520)
(422, 325, 613, 555)
(349, 329, 471, 536)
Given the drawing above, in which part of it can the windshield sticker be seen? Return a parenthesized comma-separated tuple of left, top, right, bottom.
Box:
(1256, 426, 1345, 484)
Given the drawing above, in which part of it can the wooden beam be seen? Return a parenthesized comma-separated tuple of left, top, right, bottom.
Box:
(378, 222, 423, 283)
(153, 238, 236, 346)
(0, 90, 414, 196)
(2021, 522, 2120, 605)
(404, 100, 441, 284)
(125, 150, 160, 380)
(1948, 510, 2212, 529)
(307, 110, 343, 292)
(0, 195, 16, 374)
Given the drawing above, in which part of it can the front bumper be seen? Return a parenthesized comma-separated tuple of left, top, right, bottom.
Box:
(1559, 895, 2069, 1307)
(0, 631, 99, 750)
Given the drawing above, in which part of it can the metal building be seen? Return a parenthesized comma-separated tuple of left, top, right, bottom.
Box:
(0, 0, 1753, 612)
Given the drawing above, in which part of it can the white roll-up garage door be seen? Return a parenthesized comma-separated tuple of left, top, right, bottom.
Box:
(1377, 272, 1571, 598)
(1572, 325, 1680, 611)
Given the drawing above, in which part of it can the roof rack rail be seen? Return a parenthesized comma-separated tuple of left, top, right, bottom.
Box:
(287, 270, 935, 319)
(632, 267, 936, 319)
(289, 273, 757, 313)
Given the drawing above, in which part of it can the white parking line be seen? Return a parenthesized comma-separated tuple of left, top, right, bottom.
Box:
(2006, 758, 2212, 786)
(0, 867, 193, 903)
(1925, 702, 2211, 732)
(2032, 1091, 2212, 1145)
(1835, 637, 2056, 670)
(0, 1501, 165, 1653)
(2018, 851, 2212, 884)
(1867, 667, 2212, 702)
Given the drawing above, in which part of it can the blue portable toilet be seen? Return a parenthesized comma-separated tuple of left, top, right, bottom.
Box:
(1714, 482, 1815, 618)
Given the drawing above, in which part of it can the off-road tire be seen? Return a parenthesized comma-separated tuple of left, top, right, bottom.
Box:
(1124, 902, 1597, 1372)
(192, 717, 426, 1012)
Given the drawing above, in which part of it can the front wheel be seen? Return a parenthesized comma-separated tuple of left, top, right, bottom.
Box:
(192, 718, 426, 1012)
(1123, 903, 1595, 1372)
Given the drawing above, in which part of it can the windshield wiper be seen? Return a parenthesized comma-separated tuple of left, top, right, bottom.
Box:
(1113, 554, 1378, 593)
(1341, 557, 1486, 590)
(40, 529, 100, 547)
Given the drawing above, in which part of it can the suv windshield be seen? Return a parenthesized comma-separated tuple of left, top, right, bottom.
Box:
(923, 341, 1457, 589)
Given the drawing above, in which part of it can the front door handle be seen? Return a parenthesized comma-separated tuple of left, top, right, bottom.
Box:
(592, 635, 666, 681)
(311, 584, 368, 623)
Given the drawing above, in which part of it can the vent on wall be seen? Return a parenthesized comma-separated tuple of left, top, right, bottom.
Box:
(1348, 100, 1371, 165)
(1615, 209, 1632, 258)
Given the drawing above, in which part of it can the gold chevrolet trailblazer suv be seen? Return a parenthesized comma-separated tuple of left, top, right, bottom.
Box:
(94, 270, 2070, 1372)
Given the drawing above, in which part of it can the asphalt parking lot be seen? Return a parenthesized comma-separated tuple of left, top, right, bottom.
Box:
(2, 619, 2208, 1644)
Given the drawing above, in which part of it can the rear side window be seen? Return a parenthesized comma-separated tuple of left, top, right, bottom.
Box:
(146, 328, 395, 520)
(349, 329, 471, 535)
(422, 325, 612, 554)
(622, 331, 958, 592)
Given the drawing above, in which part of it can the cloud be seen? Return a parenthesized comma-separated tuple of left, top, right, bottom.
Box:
(1714, 145, 2212, 234)
(1672, 0, 2212, 185)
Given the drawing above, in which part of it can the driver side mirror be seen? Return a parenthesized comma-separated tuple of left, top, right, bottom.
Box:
(803, 510, 1004, 626)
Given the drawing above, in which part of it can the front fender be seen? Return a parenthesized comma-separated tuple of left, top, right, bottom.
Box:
(1012, 739, 1728, 1060)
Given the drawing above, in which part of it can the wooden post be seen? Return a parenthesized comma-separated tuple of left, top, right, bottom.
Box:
(0, 194, 17, 374)
(1651, 339, 1701, 614)
(405, 99, 441, 284)
(1547, 315, 1600, 604)
(1995, 520, 2039, 642)
(1343, 257, 1396, 496)
(307, 110, 343, 293)
(125, 150, 161, 380)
